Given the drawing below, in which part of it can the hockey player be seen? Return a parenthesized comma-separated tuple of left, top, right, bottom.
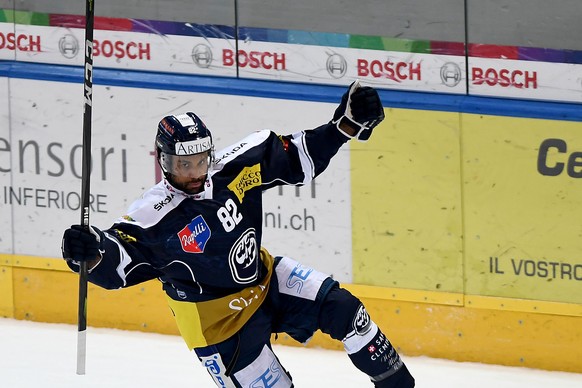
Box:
(61, 81, 415, 387)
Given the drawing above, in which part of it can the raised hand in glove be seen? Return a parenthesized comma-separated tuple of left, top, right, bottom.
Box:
(332, 80, 385, 141)
(62, 225, 105, 269)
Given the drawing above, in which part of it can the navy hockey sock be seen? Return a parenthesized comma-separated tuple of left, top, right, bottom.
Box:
(372, 364, 415, 388)
(318, 286, 414, 387)
(343, 316, 414, 387)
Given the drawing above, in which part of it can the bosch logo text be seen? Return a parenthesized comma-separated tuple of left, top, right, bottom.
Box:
(223, 49, 286, 70)
(472, 67, 537, 89)
(93, 39, 151, 60)
(0, 33, 41, 52)
(357, 59, 421, 81)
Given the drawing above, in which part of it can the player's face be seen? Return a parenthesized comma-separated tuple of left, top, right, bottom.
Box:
(168, 152, 210, 194)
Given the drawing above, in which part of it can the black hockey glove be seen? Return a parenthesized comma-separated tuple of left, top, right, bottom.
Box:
(61, 224, 105, 262)
(332, 80, 385, 141)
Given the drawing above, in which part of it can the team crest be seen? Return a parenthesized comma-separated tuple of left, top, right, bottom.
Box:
(228, 228, 258, 284)
(353, 305, 372, 336)
(178, 215, 211, 253)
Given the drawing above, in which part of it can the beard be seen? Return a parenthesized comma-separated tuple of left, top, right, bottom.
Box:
(171, 175, 207, 194)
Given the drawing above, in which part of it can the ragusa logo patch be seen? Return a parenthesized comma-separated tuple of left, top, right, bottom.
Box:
(227, 164, 261, 203)
(178, 215, 211, 253)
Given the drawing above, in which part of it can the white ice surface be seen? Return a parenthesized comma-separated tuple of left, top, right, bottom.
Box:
(1, 318, 581, 387)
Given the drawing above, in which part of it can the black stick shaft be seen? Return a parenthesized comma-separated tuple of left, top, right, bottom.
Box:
(77, 0, 95, 376)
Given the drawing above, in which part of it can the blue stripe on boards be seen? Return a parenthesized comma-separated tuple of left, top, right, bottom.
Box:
(1, 60, 580, 122)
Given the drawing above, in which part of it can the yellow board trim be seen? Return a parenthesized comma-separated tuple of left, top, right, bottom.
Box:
(1, 254, 69, 271)
(0, 265, 14, 317)
(343, 283, 582, 317)
(273, 297, 582, 373)
(3, 254, 581, 316)
(343, 283, 464, 306)
(1, 254, 581, 373)
(467, 294, 582, 317)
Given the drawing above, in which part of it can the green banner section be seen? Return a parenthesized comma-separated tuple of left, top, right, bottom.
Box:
(0, 9, 49, 25)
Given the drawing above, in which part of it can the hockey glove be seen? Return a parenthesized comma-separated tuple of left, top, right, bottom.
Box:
(61, 224, 105, 262)
(332, 80, 385, 141)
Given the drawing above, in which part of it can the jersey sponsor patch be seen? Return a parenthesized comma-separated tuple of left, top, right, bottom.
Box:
(154, 194, 174, 211)
(275, 256, 328, 300)
(178, 215, 211, 253)
(198, 353, 236, 388)
(112, 229, 137, 243)
(227, 163, 262, 203)
(233, 345, 292, 388)
(229, 228, 258, 284)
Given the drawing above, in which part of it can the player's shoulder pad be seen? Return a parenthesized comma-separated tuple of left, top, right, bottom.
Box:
(114, 181, 186, 229)
(213, 130, 272, 167)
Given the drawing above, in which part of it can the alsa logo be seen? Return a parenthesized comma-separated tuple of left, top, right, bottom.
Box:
(227, 164, 262, 203)
(154, 194, 174, 211)
(178, 215, 211, 253)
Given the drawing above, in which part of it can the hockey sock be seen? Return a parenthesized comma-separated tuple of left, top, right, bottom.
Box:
(318, 286, 414, 387)
(342, 307, 414, 387)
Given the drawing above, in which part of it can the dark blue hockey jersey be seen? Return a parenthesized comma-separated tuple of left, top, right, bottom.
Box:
(68, 123, 349, 348)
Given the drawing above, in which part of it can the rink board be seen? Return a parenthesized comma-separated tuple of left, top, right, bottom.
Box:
(1, 256, 581, 373)
(0, 71, 581, 373)
(351, 109, 582, 305)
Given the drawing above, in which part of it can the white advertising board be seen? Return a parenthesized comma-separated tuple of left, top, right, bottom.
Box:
(4, 21, 581, 103)
(0, 78, 353, 282)
(1, 23, 465, 94)
(469, 57, 582, 103)
(1, 23, 237, 77)
(234, 40, 467, 94)
(0, 76, 11, 253)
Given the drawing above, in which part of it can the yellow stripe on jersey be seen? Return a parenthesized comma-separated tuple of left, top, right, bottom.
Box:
(167, 248, 274, 349)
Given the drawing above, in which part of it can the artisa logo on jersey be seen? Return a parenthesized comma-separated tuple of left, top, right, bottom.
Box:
(228, 164, 262, 203)
(178, 215, 211, 253)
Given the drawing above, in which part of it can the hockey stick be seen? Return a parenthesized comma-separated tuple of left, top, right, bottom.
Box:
(77, 0, 95, 375)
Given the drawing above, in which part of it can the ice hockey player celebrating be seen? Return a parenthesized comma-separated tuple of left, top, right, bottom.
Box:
(62, 81, 415, 387)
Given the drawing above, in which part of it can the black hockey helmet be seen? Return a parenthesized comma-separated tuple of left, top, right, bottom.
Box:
(155, 112, 215, 176)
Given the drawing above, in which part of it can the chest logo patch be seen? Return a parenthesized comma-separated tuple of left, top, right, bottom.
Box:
(227, 163, 262, 203)
(229, 228, 258, 284)
(178, 215, 211, 253)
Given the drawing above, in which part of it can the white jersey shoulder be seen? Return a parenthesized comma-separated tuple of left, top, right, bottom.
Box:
(213, 130, 271, 168)
(114, 181, 187, 229)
